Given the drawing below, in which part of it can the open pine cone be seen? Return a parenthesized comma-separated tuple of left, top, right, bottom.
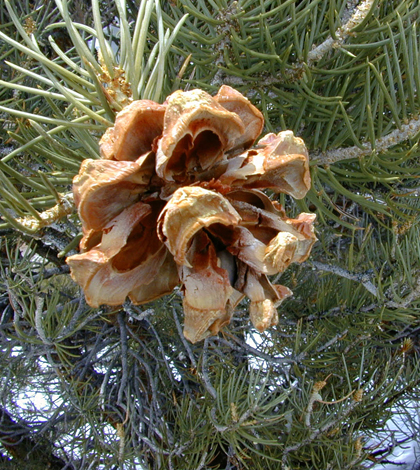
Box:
(66, 86, 317, 343)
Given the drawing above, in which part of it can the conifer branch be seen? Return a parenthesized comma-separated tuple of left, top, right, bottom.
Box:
(14, 193, 74, 233)
(282, 399, 361, 468)
(306, 261, 378, 296)
(210, 2, 239, 87)
(210, 0, 376, 89)
(312, 115, 420, 165)
(202, 338, 217, 399)
(386, 277, 420, 309)
(172, 306, 197, 369)
(306, 0, 376, 66)
(117, 311, 129, 407)
(34, 295, 52, 346)
(0, 406, 74, 470)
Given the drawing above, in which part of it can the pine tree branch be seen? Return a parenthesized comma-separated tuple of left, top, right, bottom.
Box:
(210, 2, 239, 87)
(32, 265, 70, 283)
(312, 115, 420, 165)
(215, 336, 295, 365)
(281, 399, 361, 469)
(210, 0, 376, 89)
(117, 311, 129, 407)
(306, 0, 376, 66)
(386, 277, 420, 309)
(14, 193, 74, 233)
(305, 261, 378, 296)
(0, 406, 74, 470)
(202, 338, 217, 399)
(172, 306, 198, 369)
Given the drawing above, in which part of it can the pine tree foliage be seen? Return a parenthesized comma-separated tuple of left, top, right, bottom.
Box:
(0, 0, 420, 468)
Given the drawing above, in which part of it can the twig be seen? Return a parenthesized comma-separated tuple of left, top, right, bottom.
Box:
(210, 3, 239, 87)
(306, 0, 376, 66)
(117, 311, 129, 407)
(295, 330, 349, 363)
(210, 402, 259, 433)
(306, 261, 378, 296)
(282, 399, 360, 468)
(201, 338, 217, 399)
(312, 115, 420, 165)
(305, 389, 355, 427)
(143, 318, 179, 387)
(128, 349, 159, 421)
(15, 192, 74, 232)
(60, 294, 87, 336)
(34, 295, 52, 345)
(304, 306, 350, 322)
(138, 435, 170, 456)
(123, 302, 154, 322)
(171, 307, 197, 369)
(32, 264, 70, 282)
(196, 450, 208, 470)
(216, 0, 376, 91)
(216, 336, 295, 365)
(100, 355, 119, 411)
(316, 329, 349, 354)
(386, 277, 420, 309)
(74, 323, 108, 384)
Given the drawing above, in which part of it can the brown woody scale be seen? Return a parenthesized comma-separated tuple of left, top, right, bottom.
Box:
(66, 86, 317, 343)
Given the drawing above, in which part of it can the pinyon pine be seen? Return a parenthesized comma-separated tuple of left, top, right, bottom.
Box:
(0, 1, 420, 469)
